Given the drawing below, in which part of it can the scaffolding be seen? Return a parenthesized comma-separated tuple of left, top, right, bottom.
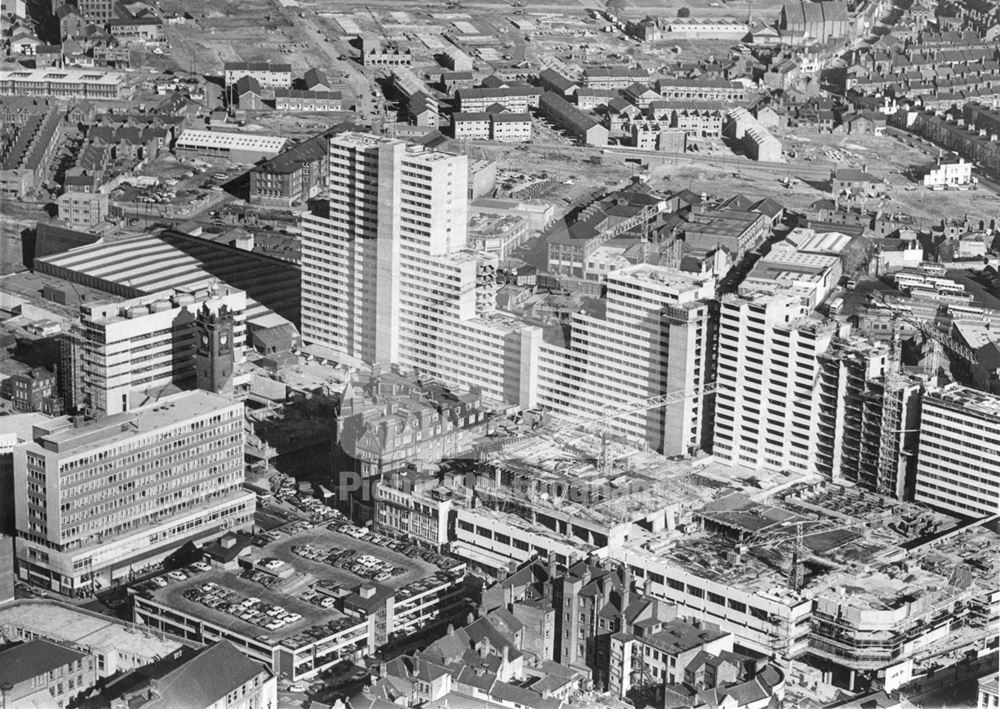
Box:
(876, 323, 904, 497)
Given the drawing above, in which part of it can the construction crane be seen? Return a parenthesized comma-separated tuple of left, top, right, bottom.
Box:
(543, 383, 718, 440)
(867, 291, 987, 493)
(876, 319, 906, 497)
(738, 518, 871, 591)
(866, 291, 981, 372)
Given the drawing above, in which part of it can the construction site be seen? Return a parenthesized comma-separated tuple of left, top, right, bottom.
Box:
(469, 420, 810, 548)
(611, 480, 998, 692)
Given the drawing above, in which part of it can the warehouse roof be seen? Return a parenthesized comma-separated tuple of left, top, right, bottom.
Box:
(175, 129, 286, 153)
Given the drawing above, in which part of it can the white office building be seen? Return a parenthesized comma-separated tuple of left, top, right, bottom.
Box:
(299, 132, 540, 406)
(62, 283, 246, 418)
(712, 283, 837, 473)
(915, 385, 1000, 518)
(537, 265, 716, 454)
(12, 391, 253, 594)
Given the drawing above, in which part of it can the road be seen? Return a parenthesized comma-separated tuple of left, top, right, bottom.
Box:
(900, 653, 998, 709)
(505, 140, 839, 181)
(278, 6, 379, 121)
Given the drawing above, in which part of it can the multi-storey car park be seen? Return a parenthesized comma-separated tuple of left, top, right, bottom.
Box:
(131, 522, 468, 681)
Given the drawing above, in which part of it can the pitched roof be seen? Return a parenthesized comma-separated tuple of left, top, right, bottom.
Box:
(750, 197, 784, 217)
(132, 641, 269, 708)
(303, 67, 330, 89)
(834, 168, 882, 183)
(539, 68, 577, 93)
(235, 75, 261, 96)
(224, 61, 291, 72)
(0, 639, 88, 686)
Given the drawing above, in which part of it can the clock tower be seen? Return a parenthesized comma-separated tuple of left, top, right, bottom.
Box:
(194, 303, 235, 394)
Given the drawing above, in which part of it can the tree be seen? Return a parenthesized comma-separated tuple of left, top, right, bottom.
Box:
(677, 6, 691, 17)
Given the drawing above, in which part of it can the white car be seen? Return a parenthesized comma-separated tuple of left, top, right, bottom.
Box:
(283, 613, 302, 624)
(150, 576, 168, 588)
(191, 561, 211, 572)
(265, 620, 284, 631)
(167, 570, 187, 581)
(262, 559, 285, 571)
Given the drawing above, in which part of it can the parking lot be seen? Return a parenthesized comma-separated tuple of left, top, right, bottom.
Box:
(141, 561, 337, 642)
(134, 519, 460, 643)
(259, 522, 450, 591)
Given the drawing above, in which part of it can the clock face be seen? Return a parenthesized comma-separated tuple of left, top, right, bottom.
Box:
(201, 334, 209, 347)
(220, 333, 229, 346)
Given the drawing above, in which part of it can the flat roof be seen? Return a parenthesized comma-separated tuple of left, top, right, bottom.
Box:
(611, 263, 714, 294)
(27, 390, 238, 456)
(627, 481, 996, 609)
(624, 529, 807, 604)
(926, 384, 1000, 418)
(0, 412, 52, 451)
(459, 505, 597, 554)
(82, 282, 244, 325)
(953, 320, 998, 350)
(0, 600, 184, 658)
(139, 525, 448, 644)
(330, 131, 458, 164)
(484, 430, 805, 529)
(469, 212, 527, 234)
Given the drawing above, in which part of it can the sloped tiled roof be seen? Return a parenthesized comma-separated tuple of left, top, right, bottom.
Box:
(0, 639, 88, 687)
